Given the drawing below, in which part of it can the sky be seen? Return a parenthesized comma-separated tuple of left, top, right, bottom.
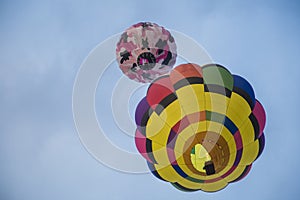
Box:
(0, 0, 300, 199)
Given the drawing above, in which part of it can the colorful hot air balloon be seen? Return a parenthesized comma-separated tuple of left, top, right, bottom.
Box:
(116, 22, 177, 83)
(135, 63, 266, 192)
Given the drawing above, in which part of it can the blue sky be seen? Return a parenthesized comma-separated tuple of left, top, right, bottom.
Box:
(1, 0, 300, 199)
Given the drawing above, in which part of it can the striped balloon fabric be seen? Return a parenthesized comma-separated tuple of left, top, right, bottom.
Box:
(135, 63, 266, 192)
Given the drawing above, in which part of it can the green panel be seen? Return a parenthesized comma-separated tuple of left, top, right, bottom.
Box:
(171, 183, 195, 192)
(206, 111, 225, 124)
(191, 147, 195, 154)
(186, 176, 205, 183)
(202, 64, 233, 90)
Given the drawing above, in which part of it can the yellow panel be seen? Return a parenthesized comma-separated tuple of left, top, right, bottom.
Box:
(147, 123, 172, 146)
(177, 103, 206, 116)
(226, 109, 245, 129)
(239, 140, 259, 165)
(190, 121, 207, 134)
(151, 142, 171, 165)
(151, 139, 195, 167)
(219, 126, 234, 143)
(191, 84, 205, 104)
(226, 93, 252, 127)
(175, 178, 204, 190)
(174, 84, 205, 115)
(159, 100, 185, 127)
(154, 164, 184, 182)
(146, 112, 167, 138)
(176, 154, 237, 182)
(204, 93, 230, 114)
(239, 119, 255, 146)
(206, 121, 223, 133)
(200, 179, 228, 192)
(227, 138, 237, 154)
(223, 165, 247, 183)
(173, 127, 200, 154)
(172, 154, 186, 165)
(230, 93, 252, 115)
(177, 125, 199, 142)
(175, 161, 203, 179)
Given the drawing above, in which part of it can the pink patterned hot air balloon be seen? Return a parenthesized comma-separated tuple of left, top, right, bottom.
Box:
(116, 22, 177, 83)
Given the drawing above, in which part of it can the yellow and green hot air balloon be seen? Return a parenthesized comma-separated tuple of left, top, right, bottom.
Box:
(135, 63, 266, 192)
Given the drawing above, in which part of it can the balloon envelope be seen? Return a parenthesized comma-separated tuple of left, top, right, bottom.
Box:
(135, 63, 266, 192)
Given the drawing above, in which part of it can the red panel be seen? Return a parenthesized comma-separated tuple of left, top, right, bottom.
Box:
(186, 111, 206, 124)
(170, 63, 203, 83)
(172, 116, 190, 134)
(146, 76, 174, 110)
(252, 100, 266, 138)
(234, 131, 243, 150)
(135, 129, 153, 163)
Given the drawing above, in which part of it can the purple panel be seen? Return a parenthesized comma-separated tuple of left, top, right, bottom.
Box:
(233, 149, 243, 166)
(135, 97, 150, 126)
(167, 130, 178, 146)
(167, 130, 178, 150)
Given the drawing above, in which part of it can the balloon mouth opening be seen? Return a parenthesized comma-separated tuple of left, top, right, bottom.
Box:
(187, 132, 230, 176)
(137, 52, 156, 70)
(190, 144, 211, 173)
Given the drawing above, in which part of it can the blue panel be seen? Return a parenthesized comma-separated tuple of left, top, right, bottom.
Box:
(233, 149, 243, 166)
(224, 116, 238, 135)
(232, 75, 255, 108)
(172, 165, 188, 178)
